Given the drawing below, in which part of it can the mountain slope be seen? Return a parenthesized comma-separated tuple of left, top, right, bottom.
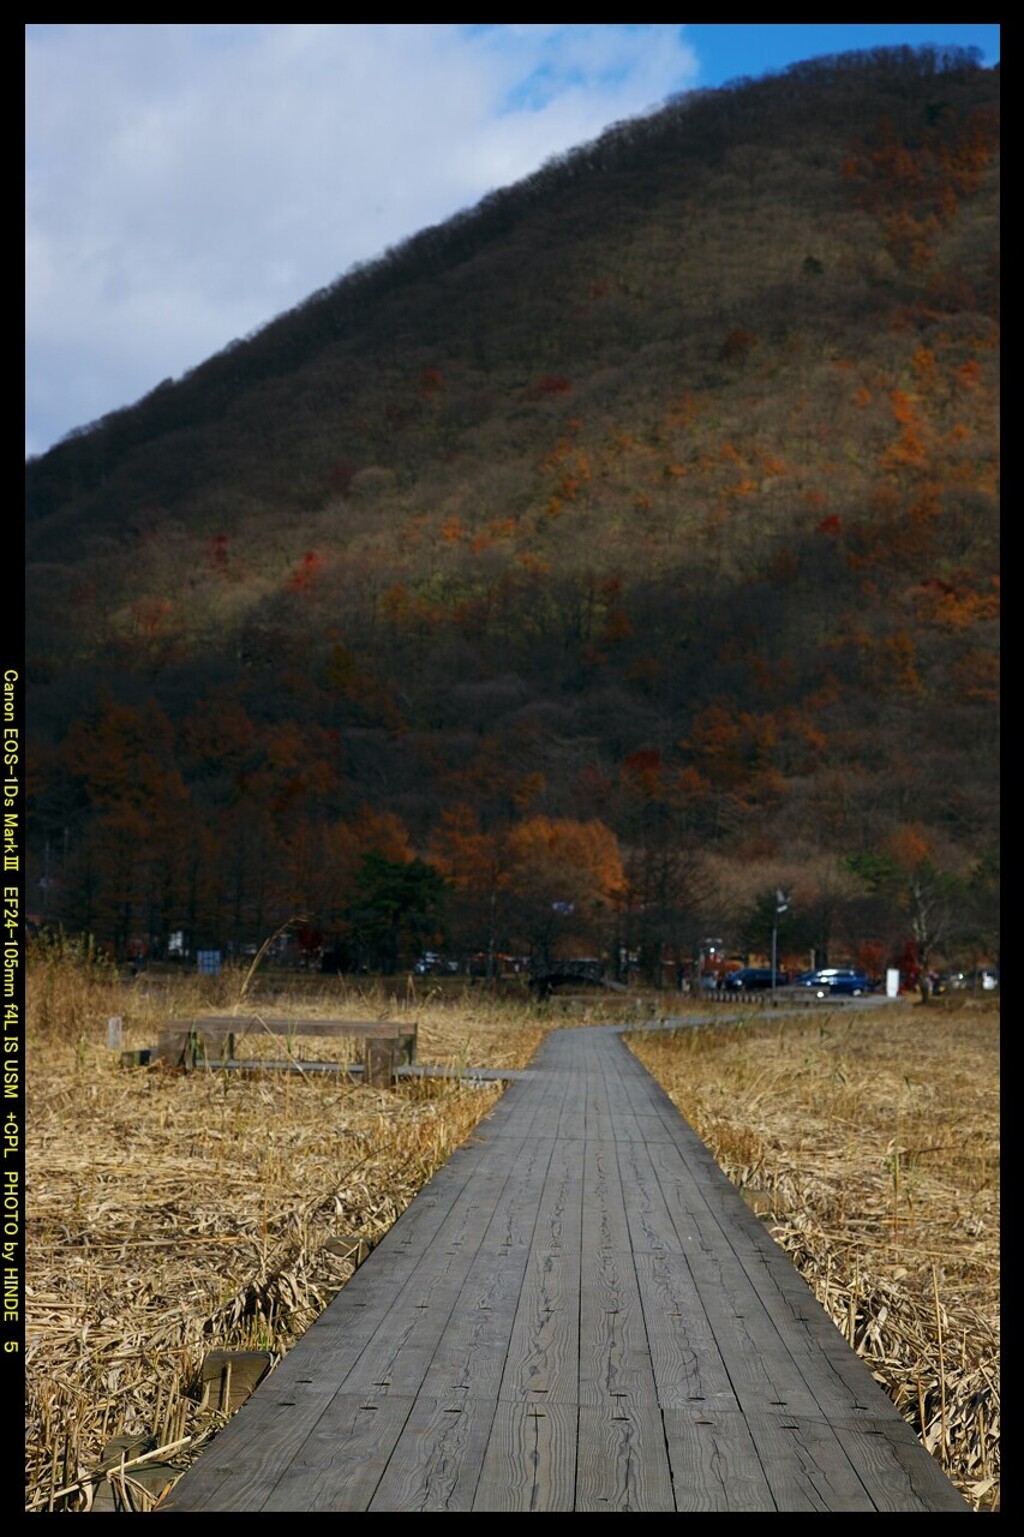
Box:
(24, 47, 999, 972)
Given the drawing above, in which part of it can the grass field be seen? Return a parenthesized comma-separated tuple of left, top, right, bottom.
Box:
(626, 997, 999, 1512)
(24, 943, 998, 1511)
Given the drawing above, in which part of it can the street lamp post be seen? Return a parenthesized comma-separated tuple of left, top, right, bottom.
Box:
(699, 937, 724, 997)
(772, 890, 789, 1000)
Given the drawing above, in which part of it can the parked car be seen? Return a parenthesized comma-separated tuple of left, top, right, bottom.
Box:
(413, 951, 459, 975)
(793, 968, 874, 997)
(721, 966, 789, 991)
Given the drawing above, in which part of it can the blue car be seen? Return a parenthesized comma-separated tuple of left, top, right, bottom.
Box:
(794, 968, 874, 997)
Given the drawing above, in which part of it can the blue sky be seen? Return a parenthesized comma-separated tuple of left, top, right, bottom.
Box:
(25, 23, 1000, 460)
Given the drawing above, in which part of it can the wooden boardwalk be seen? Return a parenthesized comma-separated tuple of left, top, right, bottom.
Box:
(161, 1024, 969, 1513)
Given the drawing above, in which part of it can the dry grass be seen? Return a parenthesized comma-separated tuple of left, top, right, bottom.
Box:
(24, 943, 545, 1512)
(626, 997, 1000, 1512)
(25, 946, 998, 1511)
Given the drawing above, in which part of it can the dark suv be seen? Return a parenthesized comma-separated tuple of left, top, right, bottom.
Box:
(722, 966, 789, 990)
(794, 968, 874, 996)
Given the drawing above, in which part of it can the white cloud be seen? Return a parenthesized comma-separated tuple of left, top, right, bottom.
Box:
(25, 23, 698, 457)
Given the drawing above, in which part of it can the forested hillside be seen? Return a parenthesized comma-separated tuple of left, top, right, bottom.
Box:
(24, 46, 999, 979)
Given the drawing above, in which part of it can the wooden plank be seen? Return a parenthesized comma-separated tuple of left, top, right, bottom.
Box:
(327, 1249, 502, 1400)
(473, 1129, 560, 1254)
(200, 1351, 274, 1413)
(643, 1147, 920, 1424)
(330, 1150, 539, 1393)
(278, 1133, 554, 1429)
(741, 1408, 878, 1511)
(156, 1028, 235, 1068)
(164, 1017, 416, 1039)
(156, 1017, 416, 1081)
(316, 1135, 553, 1401)
(632, 1251, 739, 1412)
(162, 1023, 972, 1514)
(159, 1381, 339, 1511)
(580, 1065, 630, 1144)
(368, 1395, 499, 1511)
(580, 1135, 633, 1253)
(258, 1393, 414, 1511)
(475, 1064, 571, 1145)
(661, 1406, 777, 1511)
(678, 1219, 866, 1421)
(528, 1132, 584, 1257)
(119, 1048, 152, 1067)
(578, 1245, 660, 1409)
(472, 1400, 579, 1511)
(614, 1134, 688, 1255)
(667, 1198, 873, 1426)
(346, 1132, 539, 1265)
(574, 1402, 676, 1511)
(583, 1044, 911, 1432)
(496, 1248, 582, 1405)
(365, 1037, 409, 1086)
(417, 1249, 535, 1402)
(261, 1143, 515, 1378)
(826, 1414, 975, 1513)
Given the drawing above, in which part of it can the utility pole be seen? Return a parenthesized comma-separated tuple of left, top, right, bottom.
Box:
(772, 890, 789, 1000)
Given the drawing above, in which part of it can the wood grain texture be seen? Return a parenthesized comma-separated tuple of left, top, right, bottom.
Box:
(161, 1023, 971, 1513)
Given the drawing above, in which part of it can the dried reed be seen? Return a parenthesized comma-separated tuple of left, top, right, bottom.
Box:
(24, 947, 545, 1512)
(25, 951, 998, 1511)
(626, 997, 999, 1511)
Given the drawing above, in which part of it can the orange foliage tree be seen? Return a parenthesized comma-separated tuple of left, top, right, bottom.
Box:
(60, 695, 190, 957)
(503, 816, 624, 964)
(427, 803, 513, 970)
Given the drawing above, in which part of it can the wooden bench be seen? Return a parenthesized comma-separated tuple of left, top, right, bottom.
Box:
(155, 1016, 417, 1086)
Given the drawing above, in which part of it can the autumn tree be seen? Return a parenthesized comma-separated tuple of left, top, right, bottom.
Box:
(24, 50, 999, 968)
(59, 694, 190, 958)
(426, 803, 512, 975)
(502, 816, 624, 967)
(612, 750, 716, 984)
(845, 826, 969, 993)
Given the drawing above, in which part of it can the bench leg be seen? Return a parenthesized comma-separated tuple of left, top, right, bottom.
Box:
(364, 1039, 397, 1087)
